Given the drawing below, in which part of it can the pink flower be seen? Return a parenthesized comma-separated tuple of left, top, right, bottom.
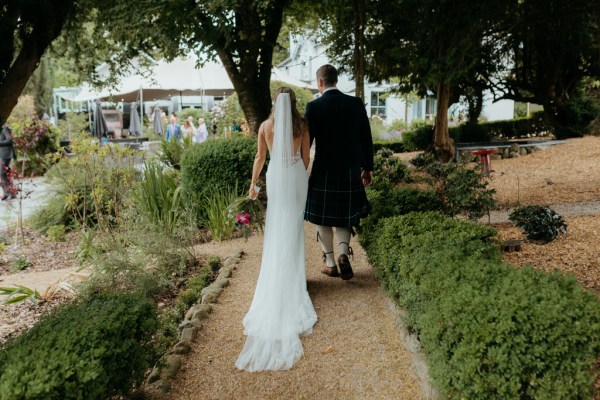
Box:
(236, 213, 250, 225)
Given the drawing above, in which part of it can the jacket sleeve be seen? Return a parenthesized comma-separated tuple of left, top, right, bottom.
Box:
(0, 132, 12, 147)
(305, 101, 315, 148)
(357, 98, 373, 171)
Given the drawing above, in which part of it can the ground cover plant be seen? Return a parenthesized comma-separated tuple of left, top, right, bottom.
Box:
(0, 292, 157, 399)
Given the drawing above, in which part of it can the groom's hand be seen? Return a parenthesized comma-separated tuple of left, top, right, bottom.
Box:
(361, 170, 373, 187)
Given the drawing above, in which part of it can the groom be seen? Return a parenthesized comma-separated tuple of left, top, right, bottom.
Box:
(304, 64, 374, 280)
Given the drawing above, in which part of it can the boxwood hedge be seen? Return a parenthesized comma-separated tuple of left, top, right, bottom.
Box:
(362, 212, 600, 399)
(0, 293, 157, 399)
(181, 137, 257, 202)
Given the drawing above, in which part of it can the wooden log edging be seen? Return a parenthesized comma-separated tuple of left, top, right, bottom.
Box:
(145, 249, 244, 393)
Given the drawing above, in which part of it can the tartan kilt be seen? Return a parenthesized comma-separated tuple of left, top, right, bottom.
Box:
(304, 167, 371, 228)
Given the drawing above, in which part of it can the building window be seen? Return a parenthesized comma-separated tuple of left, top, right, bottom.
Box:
(370, 92, 386, 118)
(425, 96, 436, 119)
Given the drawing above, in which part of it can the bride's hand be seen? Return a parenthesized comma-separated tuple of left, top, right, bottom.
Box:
(248, 186, 258, 199)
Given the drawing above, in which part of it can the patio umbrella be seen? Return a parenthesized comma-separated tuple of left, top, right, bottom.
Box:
(153, 107, 164, 136)
(129, 102, 142, 136)
(93, 100, 108, 138)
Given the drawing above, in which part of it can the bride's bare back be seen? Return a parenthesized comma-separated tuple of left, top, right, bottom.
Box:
(249, 118, 311, 198)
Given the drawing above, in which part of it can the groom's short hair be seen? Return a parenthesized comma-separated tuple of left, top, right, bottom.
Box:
(316, 64, 338, 86)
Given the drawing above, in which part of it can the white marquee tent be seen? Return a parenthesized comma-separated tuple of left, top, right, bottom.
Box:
(64, 57, 316, 103)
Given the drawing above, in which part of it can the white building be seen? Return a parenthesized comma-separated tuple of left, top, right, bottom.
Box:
(278, 33, 513, 124)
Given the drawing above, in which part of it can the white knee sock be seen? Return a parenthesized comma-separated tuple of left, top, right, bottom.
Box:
(317, 225, 336, 267)
(336, 227, 352, 256)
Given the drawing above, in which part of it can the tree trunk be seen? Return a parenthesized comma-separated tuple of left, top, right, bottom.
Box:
(433, 81, 454, 162)
(352, 0, 366, 103)
(212, 1, 286, 136)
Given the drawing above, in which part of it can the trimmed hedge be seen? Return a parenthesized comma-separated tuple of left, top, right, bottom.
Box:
(373, 140, 405, 153)
(181, 137, 257, 202)
(362, 212, 600, 399)
(0, 293, 157, 399)
(359, 187, 442, 250)
(402, 111, 553, 151)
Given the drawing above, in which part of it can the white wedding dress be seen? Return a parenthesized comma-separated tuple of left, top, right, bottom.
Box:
(235, 93, 317, 372)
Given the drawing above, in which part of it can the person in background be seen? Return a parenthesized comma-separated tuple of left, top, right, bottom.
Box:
(181, 119, 194, 140)
(196, 118, 209, 143)
(187, 116, 196, 131)
(0, 124, 16, 200)
(166, 115, 181, 142)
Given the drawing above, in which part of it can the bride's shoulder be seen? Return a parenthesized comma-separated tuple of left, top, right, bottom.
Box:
(259, 119, 273, 136)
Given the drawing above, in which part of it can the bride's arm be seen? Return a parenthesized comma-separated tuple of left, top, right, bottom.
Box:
(249, 123, 268, 199)
(301, 122, 310, 170)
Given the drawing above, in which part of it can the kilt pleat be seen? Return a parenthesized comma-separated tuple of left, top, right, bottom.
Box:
(304, 167, 370, 228)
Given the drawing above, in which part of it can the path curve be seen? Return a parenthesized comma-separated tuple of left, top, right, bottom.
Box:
(147, 223, 423, 400)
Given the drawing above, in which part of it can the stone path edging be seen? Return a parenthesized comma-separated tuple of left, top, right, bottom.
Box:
(386, 298, 439, 400)
(145, 249, 244, 393)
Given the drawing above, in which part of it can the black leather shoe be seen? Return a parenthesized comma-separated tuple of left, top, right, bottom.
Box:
(338, 254, 354, 280)
(1, 195, 8, 201)
(321, 265, 340, 277)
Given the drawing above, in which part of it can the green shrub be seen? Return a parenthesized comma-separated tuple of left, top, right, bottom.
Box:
(549, 88, 598, 139)
(412, 154, 496, 220)
(38, 133, 139, 231)
(133, 162, 183, 235)
(366, 212, 600, 399)
(369, 115, 387, 140)
(509, 205, 567, 243)
(402, 124, 434, 151)
(30, 195, 70, 233)
(0, 292, 157, 399)
(371, 148, 409, 191)
(56, 112, 90, 141)
(181, 137, 256, 204)
(402, 112, 554, 151)
(175, 108, 211, 124)
(46, 225, 66, 242)
(177, 268, 213, 311)
(10, 255, 31, 272)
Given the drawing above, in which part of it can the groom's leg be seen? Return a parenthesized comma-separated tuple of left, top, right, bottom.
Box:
(336, 227, 352, 256)
(317, 225, 336, 267)
(336, 227, 354, 280)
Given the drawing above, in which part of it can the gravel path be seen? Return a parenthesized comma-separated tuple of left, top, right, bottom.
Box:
(149, 223, 423, 399)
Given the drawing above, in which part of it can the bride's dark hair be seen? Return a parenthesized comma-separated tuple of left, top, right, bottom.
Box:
(269, 87, 304, 138)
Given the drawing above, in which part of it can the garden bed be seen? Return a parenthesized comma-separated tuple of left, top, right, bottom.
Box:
(494, 215, 600, 293)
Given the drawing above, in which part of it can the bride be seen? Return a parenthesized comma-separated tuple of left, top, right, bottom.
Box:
(235, 88, 317, 372)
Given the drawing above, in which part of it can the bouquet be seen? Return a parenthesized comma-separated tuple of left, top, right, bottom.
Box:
(228, 197, 265, 241)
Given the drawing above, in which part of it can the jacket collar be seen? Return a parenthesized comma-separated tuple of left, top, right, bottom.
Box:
(322, 88, 341, 96)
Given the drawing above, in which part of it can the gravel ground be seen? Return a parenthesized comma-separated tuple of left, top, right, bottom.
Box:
(494, 214, 600, 293)
(487, 136, 600, 205)
(147, 223, 423, 400)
